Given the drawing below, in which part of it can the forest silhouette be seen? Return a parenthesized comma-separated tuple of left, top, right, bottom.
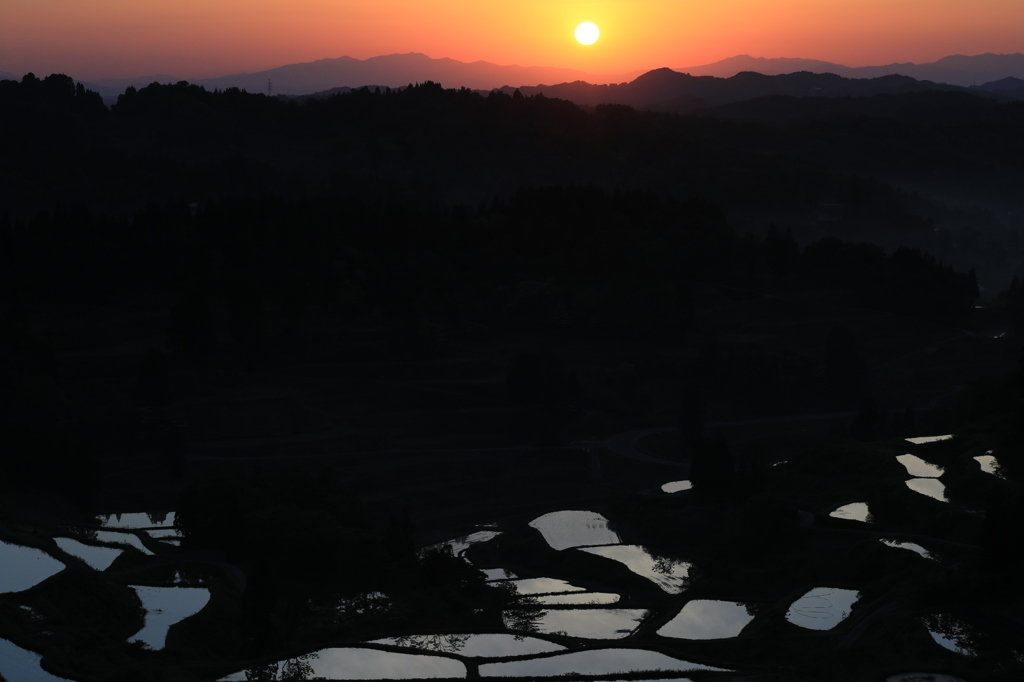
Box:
(2, 71, 1023, 289)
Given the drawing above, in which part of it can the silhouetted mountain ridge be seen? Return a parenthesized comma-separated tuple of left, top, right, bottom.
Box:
(288, 85, 404, 101)
(31, 51, 1024, 103)
(676, 52, 1024, 87)
(85, 53, 642, 98)
(498, 69, 969, 113)
(973, 76, 1024, 93)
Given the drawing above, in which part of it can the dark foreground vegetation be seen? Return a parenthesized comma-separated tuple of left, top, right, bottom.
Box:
(3, 71, 1024, 289)
(0, 186, 998, 498)
(0, 71, 1023, 681)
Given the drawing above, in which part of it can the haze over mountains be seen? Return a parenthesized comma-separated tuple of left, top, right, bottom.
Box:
(496, 68, 987, 114)
(12, 51, 1018, 102)
(85, 53, 644, 99)
(7, 52, 1024, 108)
(976, 76, 1024, 92)
(676, 53, 1024, 87)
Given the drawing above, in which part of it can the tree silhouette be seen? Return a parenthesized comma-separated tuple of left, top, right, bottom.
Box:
(849, 396, 883, 440)
(678, 384, 706, 453)
(825, 325, 864, 397)
(505, 352, 577, 408)
(133, 349, 169, 407)
(167, 292, 215, 365)
(690, 434, 734, 491)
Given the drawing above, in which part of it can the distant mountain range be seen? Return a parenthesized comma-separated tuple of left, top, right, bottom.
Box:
(495, 68, 1003, 114)
(80, 53, 643, 99)
(676, 53, 1024, 87)
(973, 76, 1024, 92)
(5, 52, 1024, 103)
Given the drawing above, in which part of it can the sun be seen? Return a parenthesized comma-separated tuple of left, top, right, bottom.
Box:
(575, 22, 600, 46)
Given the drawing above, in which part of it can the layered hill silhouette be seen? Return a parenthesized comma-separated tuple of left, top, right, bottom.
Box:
(496, 69, 977, 113)
(972, 76, 1024, 96)
(8, 58, 1023, 114)
(5, 72, 1024, 291)
(65, 52, 1024, 100)
(86, 53, 642, 98)
(676, 52, 1024, 87)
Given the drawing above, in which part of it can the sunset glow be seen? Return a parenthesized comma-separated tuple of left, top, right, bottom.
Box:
(2, 0, 1024, 80)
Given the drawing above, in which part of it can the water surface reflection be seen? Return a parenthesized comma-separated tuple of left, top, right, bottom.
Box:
(536, 592, 620, 605)
(578, 545, 690, 593)
(829, 503, 870, 522)
(924, 614, 975, 656)
(95, 531, 154, 555)
(528, 510, 620, 550)
(905, 478, 948, 502)
(974, 454, 1002, 477)
(496, 577, 585, 595)
(785, 587, 859, 630)
(880, 539, 935, 560)
(479, 648, 728, 676)
(220, 648, 465, 680)
(427, 530, 501, 558)
(0, 638, 72, 682)
(905, 435, 953, 445)
(897, 454, 944, 478)
(99, 511, 176, 529)
(54, 537, 121, 570)
(370, 633, 564, 657)
(129, 585, 211, 649)
(0, 540, 64, 594)
(507, 608, 648, 639)
(657, 599, 754, 639)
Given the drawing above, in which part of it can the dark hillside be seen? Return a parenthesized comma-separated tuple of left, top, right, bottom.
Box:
(4, 73, 1024, 291)
(498, 69, 969, 111)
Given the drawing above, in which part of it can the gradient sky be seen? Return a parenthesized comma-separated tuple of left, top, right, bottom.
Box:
(3, 0, 1024, 80)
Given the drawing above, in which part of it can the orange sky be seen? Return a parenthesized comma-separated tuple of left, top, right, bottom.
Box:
(3, 0, 1023, 80)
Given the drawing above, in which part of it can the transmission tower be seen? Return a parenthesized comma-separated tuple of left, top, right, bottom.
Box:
(266, 79, 273, 96)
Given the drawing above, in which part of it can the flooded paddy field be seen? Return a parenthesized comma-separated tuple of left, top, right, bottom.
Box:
(3, 437, 1021, 682)
(2, 338, 1022, 682)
